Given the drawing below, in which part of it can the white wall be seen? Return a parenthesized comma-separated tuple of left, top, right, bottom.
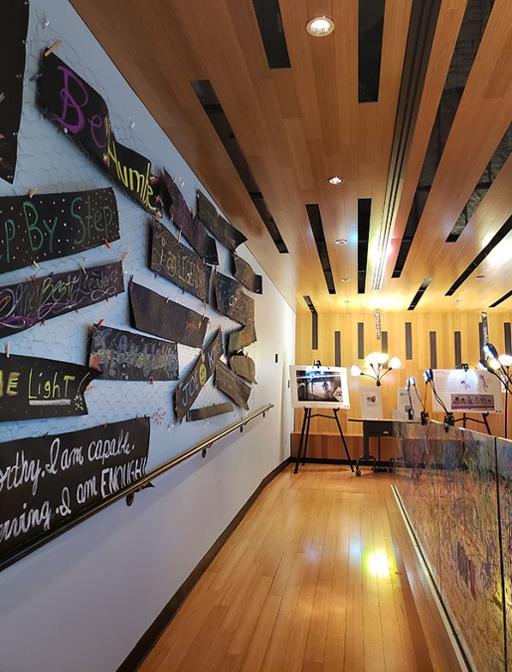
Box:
(0, 2, 295, 670)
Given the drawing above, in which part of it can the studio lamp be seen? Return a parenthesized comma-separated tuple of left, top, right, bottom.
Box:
(351, 352, 401, 386)
(478, 343, 512, 437)
(423, 368, 454, 430)
(407, 376, 429, 425)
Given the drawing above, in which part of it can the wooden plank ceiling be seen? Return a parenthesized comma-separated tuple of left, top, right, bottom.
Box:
(71, 0, 512, 314)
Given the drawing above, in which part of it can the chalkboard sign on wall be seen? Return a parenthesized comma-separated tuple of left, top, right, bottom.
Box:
(215, 360, 251, 410)
(232, 254, 262, 294)
(197, 191, 247, 251)
(0, 2, 29, 183)
(129, 281, 208, 349)
(150, 219, 211, 302)
(89, 324, 179, 381)
(0, 261, 125, 338)
(0, 417, 150, 568)
(38, 53, 161, 217)
(0, 352, 100, 421)
(0, 187, 120, 273)
(162, 170, 218, 265)
(214, 272, 254, 327)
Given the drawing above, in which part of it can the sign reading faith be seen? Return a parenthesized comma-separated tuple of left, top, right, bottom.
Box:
(0, 2, 28, 183)
(215, 360, 251, 410)
(150, 219, 211, 302)
(232, 254, 262, 294)
(174, 329, 223, 423)
(162, 170, 218, 265)
(129, 281, 208, 349)
(0, 417, 150, 568)
(197, 191, 247, 251)
(0, 187, 119, 273)
(38, 53, 161, 216)
(214, 272, 254, 326)
(0, 353, 100, 421)
(228, 323, 257, 354)
(0, 261, 124, 338)
(89, 324, 179, 381)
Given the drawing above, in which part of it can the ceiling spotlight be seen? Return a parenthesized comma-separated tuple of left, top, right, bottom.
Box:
(336, 238, 348, 245)
(340, 277, 351, 283)
(306, 16, 335, 37)
(328, 176, 344, 185)
(476, 274, 486, 279)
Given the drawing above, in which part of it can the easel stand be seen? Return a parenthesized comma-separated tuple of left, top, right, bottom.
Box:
(454, 412, 492, 435)
(294, 408, 354, 474)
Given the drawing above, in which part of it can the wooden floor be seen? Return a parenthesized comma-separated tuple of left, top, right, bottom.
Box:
(139, 465, 462, 672)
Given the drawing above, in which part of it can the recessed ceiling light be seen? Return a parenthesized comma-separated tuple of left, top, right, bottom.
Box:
(476, 274, 486, 279)
(328, 176, 344, 185)
(455, 298, 462, 304)
(344, 300, 350, 304)
(306, 16, 335, 37)
(340, 277, 351, 283)
(335, 238, 348, 245)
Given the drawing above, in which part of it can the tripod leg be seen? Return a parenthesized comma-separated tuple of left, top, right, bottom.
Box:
(294, 409, 308, 474)
(334, 409, 355, 472)
(302, 409, 311, 465)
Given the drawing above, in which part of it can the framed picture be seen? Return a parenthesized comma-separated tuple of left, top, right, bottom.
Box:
(290, 365, 350, 409)
(432, 369, 503, 414)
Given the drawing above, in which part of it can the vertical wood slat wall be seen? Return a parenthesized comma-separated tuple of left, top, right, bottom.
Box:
(295, 310, 512, 437)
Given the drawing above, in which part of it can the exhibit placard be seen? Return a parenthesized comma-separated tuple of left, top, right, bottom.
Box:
(432, 369, 503, 414)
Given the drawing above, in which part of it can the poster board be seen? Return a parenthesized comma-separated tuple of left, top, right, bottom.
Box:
(290, 365, 350, 409)
(432, 369, 503, 414)
(359, 386, 383, 419)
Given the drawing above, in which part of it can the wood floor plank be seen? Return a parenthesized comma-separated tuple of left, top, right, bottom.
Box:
(139, 466, 463, 672)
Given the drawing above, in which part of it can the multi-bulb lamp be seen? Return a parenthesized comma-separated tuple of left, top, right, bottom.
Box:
(351, 352, 401, 386)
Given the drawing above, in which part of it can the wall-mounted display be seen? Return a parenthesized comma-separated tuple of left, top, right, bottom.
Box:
(228, 323, 257, 354)
(129, 281, 208, 349)
(38, 53, 161, 216)
(228, 354, 256, 383)
(215, 360, 251, 410)
(197, 191, 247, 251)
(88, 324, 178, 381)
(431, 369, 504, 414)
(232, 254, 262, 294)
(174, 329, 223, 423)
(0, 261, 124, 338)
(0, 2, 29, 183)
(0, 417, 150, 566)
(0, 352, 100, 421)
(290, 365, 351, 409)
(360, 386, 383, 419)
(0, 187, 119, 274)
(162, 170, 218, 265)
(186, 402, 233, 421)
(150, 219, 211, 302)
(214, 272, 254, 326)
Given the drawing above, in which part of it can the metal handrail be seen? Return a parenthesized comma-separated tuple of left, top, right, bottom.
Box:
(0, 403, 274, 573)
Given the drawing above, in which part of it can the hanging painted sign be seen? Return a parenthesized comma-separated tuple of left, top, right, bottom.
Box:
(0, 187, 119, 274)
(214, 272, 254, 326)
(197, 191, 247, 251)
(0, 261, 124, 338)
(228, 354, 257, 384)
(186, 402, 233, 422)
(129, 281, 208, 349)
(38, 53, 161, 216)
(0, 2, 29, 183)
(0, 352, 100, 421)
(214, 360, 251, 410)
(232, 254, 262, 294)
(162, 170, 218, 264)
(0, 417, 150, 567)
(89, 324, 178, 381)
(228, 323, 257, 354)
(150, 219, 211, 302)
(174, 329, 223, 423)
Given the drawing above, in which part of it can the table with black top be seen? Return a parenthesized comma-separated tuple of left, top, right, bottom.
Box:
(349, 418, 419, 477)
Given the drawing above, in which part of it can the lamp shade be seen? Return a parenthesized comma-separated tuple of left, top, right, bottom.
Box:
(351, 365, 362, 377)
(365, 351, 388, 366)
(499, 354, 512, 367)
(389, 356, 401, 370)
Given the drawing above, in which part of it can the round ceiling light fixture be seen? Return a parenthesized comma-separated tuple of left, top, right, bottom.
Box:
(476, 274, 486, 279)
(335, 238, 348, 245)
(340, 277, 351, 283)
(328, 176, 344, 185)
(306, 16, 335, 37)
